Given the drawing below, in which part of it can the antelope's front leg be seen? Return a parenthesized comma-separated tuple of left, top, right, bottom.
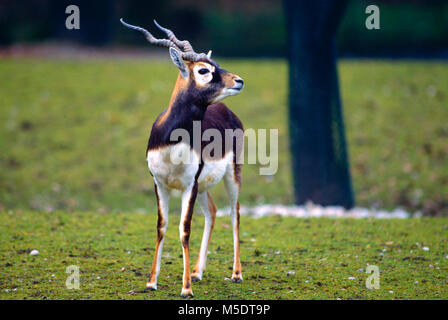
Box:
(146, 182, 170, 291)
(179, 181, 199, 297)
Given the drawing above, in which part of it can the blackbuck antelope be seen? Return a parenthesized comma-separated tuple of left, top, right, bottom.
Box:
(120, 18, 245, 297)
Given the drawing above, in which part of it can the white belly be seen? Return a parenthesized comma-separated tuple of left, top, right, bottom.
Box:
(147, 143, 232, 192)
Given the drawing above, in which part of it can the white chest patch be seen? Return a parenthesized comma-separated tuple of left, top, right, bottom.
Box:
(147, 143, 232, 192)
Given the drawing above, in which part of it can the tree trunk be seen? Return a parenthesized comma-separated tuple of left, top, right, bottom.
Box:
(284, 0, 354, 208)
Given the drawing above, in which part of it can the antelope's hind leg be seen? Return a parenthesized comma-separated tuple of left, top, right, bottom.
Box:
(224, 164, 243, 283)
(146, 182, 170, 291)
(191, 192, 217, 282)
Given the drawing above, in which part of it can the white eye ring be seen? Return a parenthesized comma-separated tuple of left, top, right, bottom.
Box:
(193, 63, 214, 86)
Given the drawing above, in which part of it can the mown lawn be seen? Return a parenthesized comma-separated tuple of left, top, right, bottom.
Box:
(0, 211, 447, 300)
(0, 58, 447, 214)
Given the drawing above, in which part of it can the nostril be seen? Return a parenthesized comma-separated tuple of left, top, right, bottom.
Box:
(235, 79, 244, 85)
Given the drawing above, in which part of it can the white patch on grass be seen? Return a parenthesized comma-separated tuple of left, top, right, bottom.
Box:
(217, 202, 413, 219)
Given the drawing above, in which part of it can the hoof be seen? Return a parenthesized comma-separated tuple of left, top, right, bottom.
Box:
(191, 273, 202, 282)
(232, 276, 243, 283)
(146, 282, 157, 291)
(181, 288, 194, 298)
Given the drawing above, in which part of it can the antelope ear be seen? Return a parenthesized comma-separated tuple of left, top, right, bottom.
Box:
(169, 47, 188, 78)
(207, 50, 212, 59)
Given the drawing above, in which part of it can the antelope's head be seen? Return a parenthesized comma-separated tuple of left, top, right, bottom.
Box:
(120, 18, 244, 106)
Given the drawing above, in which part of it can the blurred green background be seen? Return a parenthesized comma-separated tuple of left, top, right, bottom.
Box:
(1, 59, 447, 215)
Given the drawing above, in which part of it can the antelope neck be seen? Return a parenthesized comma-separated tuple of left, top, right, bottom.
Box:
(168, 91, 208, 125)
(147, 87, 208, 152)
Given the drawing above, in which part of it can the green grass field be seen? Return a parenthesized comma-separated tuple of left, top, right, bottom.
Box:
(1, 58, 448, 299)
(1, 211, 447, 300)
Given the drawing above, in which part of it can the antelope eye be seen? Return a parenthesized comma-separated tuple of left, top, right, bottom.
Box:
(198, 68, 209, 75)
